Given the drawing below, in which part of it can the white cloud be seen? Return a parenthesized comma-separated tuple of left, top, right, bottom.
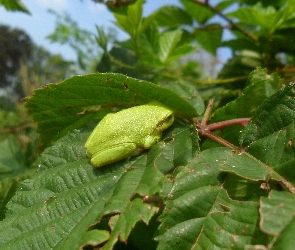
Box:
(36, 0, 69, 11)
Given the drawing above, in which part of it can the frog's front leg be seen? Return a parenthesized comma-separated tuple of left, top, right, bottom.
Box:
(143, 134, 161, 148)
(90, 143, 139, 167)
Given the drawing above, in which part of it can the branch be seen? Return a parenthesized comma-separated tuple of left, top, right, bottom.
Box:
(196, 101, 295, 194)
(207, 118, 251, 131)
(0, 123, 35, 134)
(196, 99, 249, 150)
(189, 0, 259, 42)
(199, 129, 240, 150)
(109, 53, 249, 85)
(201, 99, 214, 126)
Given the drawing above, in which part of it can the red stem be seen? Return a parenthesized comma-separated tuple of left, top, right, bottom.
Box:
(207, 118, 251, 131)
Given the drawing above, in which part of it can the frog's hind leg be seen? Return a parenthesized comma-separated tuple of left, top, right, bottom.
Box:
(90, 143, 137, 167)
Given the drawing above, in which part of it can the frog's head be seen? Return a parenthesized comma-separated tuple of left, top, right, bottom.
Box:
(147, 102, 174, 135)
(155, 111, 174, 133)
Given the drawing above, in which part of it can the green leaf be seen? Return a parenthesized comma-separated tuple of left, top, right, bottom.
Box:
(180, 0, 215, 24)
(166, 43, 196, 64)
(157, 29, 196, 65)
(0, 110, 22, 128)
(155, 148, 263, 249)
(126, 0, 143, 36)
(194, 24, 223, 54)
(24, 73, 198, 147)
(228, 1, 295, 33)
(95, 26, 109, 51)
(247, 122, 295, 167)
(158, 29, 183, 63)
(228, 2, 279, 30)
(0, 137, 27, 180)
(272, 216, 295, 249)
(94, 152, 161, 249)
(97, 46, 141, 78)
(0, 0, 30, 13)
(0, 119, 198, 249)
(79, 230, 110, 248)
(260, 190, 295, 237)
(212, 67, 282, 122)
(0, 174, 34, 220)
(222, 38, 260, 52)
(137, 23, 162, 67)
(223, 174, 268, 201)
(136, 119, 200, 195)
(219, 151, 280, 182)
(153, 5, 193, 28)
(0, 129, 142, 249)
(258, 190, 295, 249)
(102, 199, 158, 249)
(0, 129, 118, 249)
(0, 120, 36, 219)
(272, 28, 295, 56)
(239, 82, 295, 146)
(162, 81, 205, 115)
(218, 146, 295, 195)
(273, 158, 295, 187)
(217, 51, 262, 85)
(138, 27, 195, 67)
(110, 0, 144, 37)
(172, 123, 200, 166)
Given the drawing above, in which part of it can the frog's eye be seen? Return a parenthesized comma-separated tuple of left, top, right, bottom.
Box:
(165, 114, 174, 124)
(157, 114, 174, 129)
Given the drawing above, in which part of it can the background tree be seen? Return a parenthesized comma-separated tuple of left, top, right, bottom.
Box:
(0, 25, 73, 190)
(0, 25, 73, 101)
(47, 10, 112, 74)
(16, 45, 74, 99)
(0, 25, 32, 88)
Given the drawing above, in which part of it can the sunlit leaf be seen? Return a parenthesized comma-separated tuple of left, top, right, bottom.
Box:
(24, 73, 198, 147)
(155, 148, 265, 249)
(0, 0, 30, 14)
(240, 82, 295, 146)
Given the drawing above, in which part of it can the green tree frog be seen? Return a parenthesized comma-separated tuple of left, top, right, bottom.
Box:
(85, 101, 174, 167)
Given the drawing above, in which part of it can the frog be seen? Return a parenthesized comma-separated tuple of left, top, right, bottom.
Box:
(85, 101, 174, 167)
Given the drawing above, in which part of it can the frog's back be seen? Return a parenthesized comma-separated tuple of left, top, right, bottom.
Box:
(93, 104, 171, 144)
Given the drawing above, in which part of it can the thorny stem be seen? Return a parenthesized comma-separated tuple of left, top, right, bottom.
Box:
(207, 118, 251, 131)
(198, 101, 295, 194)
(197, 99, 250, 150)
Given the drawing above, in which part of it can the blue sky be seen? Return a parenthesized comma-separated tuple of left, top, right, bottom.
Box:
(0, 0, 231, 62)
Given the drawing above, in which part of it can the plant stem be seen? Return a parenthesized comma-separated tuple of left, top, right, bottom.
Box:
(200, 130, 240, 150)
(0, 123, 35, 134)
(196, 99, 251, 150)
(207, 118, 251, 131)
(266, 164, 295, 194)
(108, 51, 249, 86)
(201, 99, 214, 126)
(189, 0, 258, 42)
(279, 176, 295, 194)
